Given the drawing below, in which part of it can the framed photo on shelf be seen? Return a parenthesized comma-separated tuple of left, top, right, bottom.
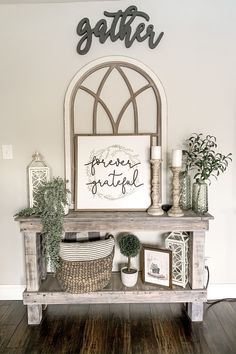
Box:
(142, 245, 172, 288)
(75, 134, 151, 210)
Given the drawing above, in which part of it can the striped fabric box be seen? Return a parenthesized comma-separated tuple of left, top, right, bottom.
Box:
(59, 235, 115, 262)
(61, 231, 107, 242)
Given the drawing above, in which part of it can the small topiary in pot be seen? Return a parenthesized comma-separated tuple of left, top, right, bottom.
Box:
(118, 233, 141, 287)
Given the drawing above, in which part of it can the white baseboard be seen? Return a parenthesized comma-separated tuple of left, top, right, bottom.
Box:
(207, 283, 236, 300)
(0, 285, 25, 300)
(0, 284, 235, 301)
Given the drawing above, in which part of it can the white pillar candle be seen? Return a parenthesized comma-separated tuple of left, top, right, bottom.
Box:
(151, 146, 161, 160)
(172, 149, 182, 167)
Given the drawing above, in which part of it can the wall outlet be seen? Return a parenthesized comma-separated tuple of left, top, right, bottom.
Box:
(2, 145, 13, 159)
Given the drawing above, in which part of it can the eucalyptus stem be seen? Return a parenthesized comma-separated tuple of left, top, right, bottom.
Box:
(184, 133, 232, 183)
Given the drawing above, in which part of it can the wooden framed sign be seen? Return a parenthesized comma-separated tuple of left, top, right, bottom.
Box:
(142, 245, 172, 289)
(75, 135, 151, 210)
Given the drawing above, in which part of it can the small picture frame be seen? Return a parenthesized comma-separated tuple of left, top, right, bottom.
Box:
(142, 245, 172, 288)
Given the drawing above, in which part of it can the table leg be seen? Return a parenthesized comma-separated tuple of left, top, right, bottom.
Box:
(27, 305, 42, 325)
(186, 303, 204, 321)
(188, 231, 206, 321)
(24, 231, 43, 325)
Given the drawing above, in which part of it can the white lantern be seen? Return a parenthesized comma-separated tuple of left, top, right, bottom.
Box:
(165, 231, 189, 288)
(28, 152, 50, 207)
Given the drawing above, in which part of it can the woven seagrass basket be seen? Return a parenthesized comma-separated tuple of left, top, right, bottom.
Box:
(57, 248, 114, 293)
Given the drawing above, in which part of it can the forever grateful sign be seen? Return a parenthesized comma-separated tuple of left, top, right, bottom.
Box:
(75, 135, 151, 210)
(76, 5, 164, 55)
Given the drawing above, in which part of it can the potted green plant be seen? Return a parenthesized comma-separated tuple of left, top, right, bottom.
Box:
(118, 233, 141, 287)
(16, 177, 70, 272)
(184, 133, 232, 214)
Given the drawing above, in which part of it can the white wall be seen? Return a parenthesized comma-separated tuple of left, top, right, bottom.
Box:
(0, 0, 235, 297)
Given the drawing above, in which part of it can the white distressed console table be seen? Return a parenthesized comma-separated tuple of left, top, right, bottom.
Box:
(17, 210, 213, 325)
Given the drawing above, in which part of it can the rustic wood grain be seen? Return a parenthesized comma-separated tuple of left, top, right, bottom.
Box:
(130, 303, 158, 354)
(23, 273, 207, 306)
(16, 211, 213, 324)
(170, 303, 212, 354)
(150, 303, 183, 353)
(202, 304, 235, 354)
(80, 304, 109, 354)
(17, 210, 213, 232)
(189, 231, 206, 289)
(106, 304, 131, 354)
(1, 301, 236, 354)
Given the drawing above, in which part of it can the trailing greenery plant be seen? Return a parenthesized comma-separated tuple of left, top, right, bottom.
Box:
(118, 233, 141, 273)
(16, 177, 70, 272)
(183, 133, 232, 182)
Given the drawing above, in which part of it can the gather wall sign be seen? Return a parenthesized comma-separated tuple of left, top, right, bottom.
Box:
(76, 5, 164, 55)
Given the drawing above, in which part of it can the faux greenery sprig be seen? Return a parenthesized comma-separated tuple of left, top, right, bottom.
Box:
(16, 177, 70, 272)
(183, 133, 232, 182)
(118, 233, 140, 273)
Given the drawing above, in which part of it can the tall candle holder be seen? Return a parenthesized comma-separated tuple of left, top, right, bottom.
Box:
(168, 166, 184, 217)
(147, 159, 164, 216)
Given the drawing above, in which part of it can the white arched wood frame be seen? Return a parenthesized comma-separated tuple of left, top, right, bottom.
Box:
(64, 56, 168, 208)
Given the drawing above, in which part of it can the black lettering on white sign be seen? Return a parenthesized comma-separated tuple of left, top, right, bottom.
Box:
(84, 156, 143, 196)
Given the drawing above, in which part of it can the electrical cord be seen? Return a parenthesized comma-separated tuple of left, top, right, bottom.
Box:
(207, 298, 236, 306)
(204, 265, 236, 307)
(205, 265, 210, 290)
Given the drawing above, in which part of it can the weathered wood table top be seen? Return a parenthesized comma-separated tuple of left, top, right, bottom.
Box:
(17, 210, 214, 232)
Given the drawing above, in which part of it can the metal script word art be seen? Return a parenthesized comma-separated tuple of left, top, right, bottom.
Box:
(76, 5, 164, 55)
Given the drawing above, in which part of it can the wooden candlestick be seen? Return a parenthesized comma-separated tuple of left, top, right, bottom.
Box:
(168, 167, 184, 217)
(147, 159, 164, 216)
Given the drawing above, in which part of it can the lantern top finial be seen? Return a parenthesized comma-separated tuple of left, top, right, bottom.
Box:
(29, 151, 48, 168)
(32, 151, 41, 161)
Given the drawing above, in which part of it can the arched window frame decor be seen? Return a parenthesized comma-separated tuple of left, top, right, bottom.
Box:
(64, 56, 168, 208)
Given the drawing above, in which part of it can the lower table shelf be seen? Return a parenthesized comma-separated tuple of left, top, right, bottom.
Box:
(23, 272, 207, 305)
(18, 212, 213, 323)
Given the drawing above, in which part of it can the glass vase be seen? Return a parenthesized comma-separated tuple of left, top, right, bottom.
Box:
(192, 181, 208, 214)
(180, 172, 191, 210)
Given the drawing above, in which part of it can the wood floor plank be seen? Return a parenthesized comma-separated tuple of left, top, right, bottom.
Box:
(130, 303, 158, 354)
(1, 300, 236, 354)
(59, 304, 90, 354)
(0, 301, 25, 326)
(202, 303, 235, 354)
(0, 305, 11, 321)
(36, 304, 90, 354)
(6, 312, 41, 352)
(150, 303, 183, 354)
(170, 303, 211, 354)
(211, 302, 236, 353)
(0, 301, 12, 306)
(106, 304, 131, 354)
(79, 304, 110, 354)
(0, 324, 17, 352)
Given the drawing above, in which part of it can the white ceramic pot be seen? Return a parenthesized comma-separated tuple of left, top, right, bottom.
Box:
(121, 267, 138, 287)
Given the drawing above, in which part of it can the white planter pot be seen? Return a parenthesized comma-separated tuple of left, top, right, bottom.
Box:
(121, 267, 138, 287)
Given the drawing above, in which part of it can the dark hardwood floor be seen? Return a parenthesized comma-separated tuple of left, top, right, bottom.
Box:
(0, 300, 236, 354)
